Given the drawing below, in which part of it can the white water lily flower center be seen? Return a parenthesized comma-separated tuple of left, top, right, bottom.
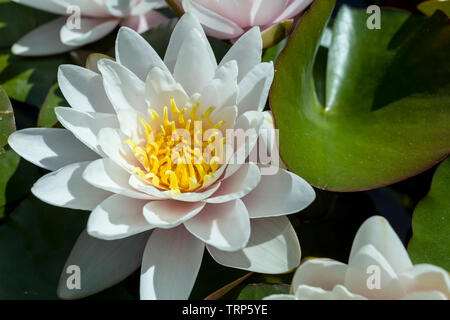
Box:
(125, 97, 227, 194)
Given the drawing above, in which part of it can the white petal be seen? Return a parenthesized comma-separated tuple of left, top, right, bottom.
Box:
(55, 107, 119, 154)
(140, 226, 204, 300)
(173, 29, 216, 95)
(143, 200, 206, 228)
(401, 291, 447, 300)
(169, 182, 223, 202)
(242, 169, 315, 218)
(350, 216, 413, 274)
(58, 230, 149, 299)
(128, 174, 171, 200)
(164, 13, 216, 72)
(399, 264, 450, 299)
(83, 158, 156, 199)
(208, 216, 300, 273)
(72, 0, 111, 17)
(274, 0, 314, 24)
(292, 259, 347, 292)
(8, 128, 99, 171)
(31, 161, 112, 210)
(115, 26, 168, 82)
(185, 199, 250, 251)
(237, 62, 274, 115)
(263, 294, 296, 300)
(12, 0, 68, 14)
(116, 109, 146, 144)
(219, 27, 262, 82)
(345, 244, 405, 299)
(295, 285, 367, 300)
(60, 17, 119, 47)
(12, 18, 73, 56)
(182, 0, 244, 40)
(205, 163, 261, 203)
(58, 64, 114, 113)
(119, 9, 168, 34)
(104, 0, 140, 17)
(88, 194, 153, 240)
(98, 59, 147, 114)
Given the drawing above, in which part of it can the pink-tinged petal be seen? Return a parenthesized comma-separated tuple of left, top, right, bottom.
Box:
(83, 158, 156, 200)
(12, 0, 68, 15)
(242, 169, 315, 218)
(69, 0, 111, 18)
(8, 128, 99, 171)
(205, 163, 261, 204)
(273, 0, 314, 24)
(115, 26, 168, 81)
(58, 230, 149, 299)
(237, 62, 274, 115)
(31, 161, 112, 211)
(104, 0, 140, 17)
(120, 10, 168, 34)
(399, 264, 450, 299)
(292, 259, 347, 292)
(182, 0, 244, 39)
(131, 0, 167, 15)
(164, 13, 216, 72)
(58, 65, 114, 113)
(55, 107, 119, 155)
(60, 17, 119, 47)
(143, 200, 206, 228)
(97, 59, 147, 114)
(12, 18, 73, 56)
(345, 244, 405, 299)
(219, 27, 262, 82)
(87, 194, 153, 240)
(140, 226, 204, 300)
(295, 285, 367, 300)
(208, 216, 300, 273)
(250, 0, 290, 26)
(349, 216, 413, 275)
(185, 199, 250, 251)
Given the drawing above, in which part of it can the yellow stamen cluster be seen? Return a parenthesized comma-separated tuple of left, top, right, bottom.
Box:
(125, 98, 226, 194)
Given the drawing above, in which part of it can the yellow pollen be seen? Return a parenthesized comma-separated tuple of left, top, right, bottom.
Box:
(125, 98, 226, 194)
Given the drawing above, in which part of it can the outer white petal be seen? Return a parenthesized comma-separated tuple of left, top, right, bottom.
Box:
(58, 65, 114, 113)
(263, 294, 296, 300)
(119, 10, 168, 34)
(345, 244, 405, 299)
(58, 230, 149, 299)
(83, 158, 156, 199)
(31, 162, 112, 211)
(12, 0, 68, 15)
(104, 0, 140, 17)
(143, 200, 206, 228)
(295, 284, 367, 300)
(60, 17, 119, 47)
(401, 291, 447, 300)
(87, 194, 153, 240)
(185, 199, 250, 252)
(66, 0, 111, 17)
(242, 169, 315, 218)
(164, 13, 216, 72)
(399, 264, 450, 299)
(219, 27, 262, 82)
(237, 62, 274, 115)
(140, 226, 205, 300)
(274, 0, 314, 24)
(208, 216, 301, 273)
(8, 128, 99, 171)
(173, 29, 216, 95)
(130, 0, 167, 15)
(349, 216, 413, 274)
(182, 0, 244, 40)
(55, 107, 119, 154)
(12, 18, 73, 56)
(205, 163, 261, 204)
(115, 26, 168, 82)
(98, 59, 147, 114)
(292, 258, 348, 292)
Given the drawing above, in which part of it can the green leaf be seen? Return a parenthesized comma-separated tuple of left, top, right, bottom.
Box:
(271, 0, 450, 191)
(408, 158, 450, 270)
(261, 20, 293, 49)
(418, 0, 450, 16)
(37, 83, 66, 128)
(237, 284, 290, 300)
(0, 85, 14, 148)
(0, 149, 19, 218)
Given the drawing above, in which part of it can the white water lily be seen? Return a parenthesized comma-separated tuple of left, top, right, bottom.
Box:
(265, 216, 450, 300)
(181, 0, 313, 40)
(8, 13, 315, 299)
(12, 0, 167, 56)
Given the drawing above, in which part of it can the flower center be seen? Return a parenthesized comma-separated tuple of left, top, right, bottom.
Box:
(125, 98, 226, 194)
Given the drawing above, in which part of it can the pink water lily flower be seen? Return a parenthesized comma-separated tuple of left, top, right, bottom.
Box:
(12, 0, 167, 56)
(180, 0, 313, 40)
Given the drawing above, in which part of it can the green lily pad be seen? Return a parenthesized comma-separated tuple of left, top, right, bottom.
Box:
(237, 284, 290, 300)
(408, 158, 450, 270)
(270, 0, 450, 191)
(0, 85, 14, 148)
(418, 0, 450, 16)
(37, 83, 66, 128)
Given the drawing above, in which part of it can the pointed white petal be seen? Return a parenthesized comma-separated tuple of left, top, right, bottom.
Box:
(60, 18, 119, 47)
(143, 200, 205, 228)
(292, 259, 347, 292)
(263, 294, 296, 300)
(401, 291, 447, 300)
(12, 0, 68, 14)
(399, 264, 450, 299)
(295, 285, 367, 300)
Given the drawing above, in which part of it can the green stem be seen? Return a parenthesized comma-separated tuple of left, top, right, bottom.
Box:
(165, 0, 184, 17)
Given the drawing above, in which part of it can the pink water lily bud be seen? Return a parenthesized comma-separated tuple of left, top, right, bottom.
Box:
(180, 0, 313, 40)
